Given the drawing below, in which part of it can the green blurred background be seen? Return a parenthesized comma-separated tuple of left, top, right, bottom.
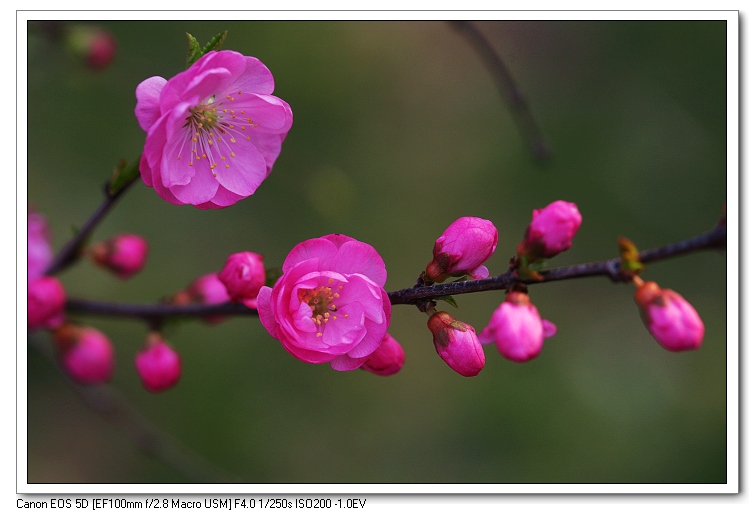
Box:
(26, 20, 728, 484)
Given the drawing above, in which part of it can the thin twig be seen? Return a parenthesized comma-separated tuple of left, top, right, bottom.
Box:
(65, 226, 726, 320)
(448, 20, 551, 161)
(45, 169, 140, 276)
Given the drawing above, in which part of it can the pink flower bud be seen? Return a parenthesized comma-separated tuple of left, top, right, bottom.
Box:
(28, 210, 53, 282)
(135, 334, 181, 393)
(28, 276, 66, 331)
(64, 25, 117, 70)
(54, 324, 114, 385)
(479, 292, 546, 363)
(427, 311, 485, 377)
(360, 334, 406, 376)
(171, 273, 231, 324)
(91, 233, 149, 279)
(425, 217, 498, 282)
(218, 252, 266, 308)
(517, 200, 582, 261)
(634, 281, 704, 352)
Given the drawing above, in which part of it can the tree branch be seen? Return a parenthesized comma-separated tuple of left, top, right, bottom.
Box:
(64, 225, 725, 321)
(448, 20, 551, 162)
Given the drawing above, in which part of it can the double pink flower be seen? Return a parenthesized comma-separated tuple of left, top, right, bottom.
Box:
(257, 234, 392, 371)
(135, 50, 293, 208)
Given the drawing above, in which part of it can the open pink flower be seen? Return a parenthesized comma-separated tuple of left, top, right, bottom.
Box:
(135, 50, 293, 209)
(635, 281, 704, 351)
(517, 200, 582, 261)
(426, 217, 498, 282)
(479, 292, 554, 363)
(257, 234, 391, 371)
(28, 210, 53, 282)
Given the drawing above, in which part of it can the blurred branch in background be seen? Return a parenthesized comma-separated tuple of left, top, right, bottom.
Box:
(28, 336, 239, 483)
(448, 20, 551, 162)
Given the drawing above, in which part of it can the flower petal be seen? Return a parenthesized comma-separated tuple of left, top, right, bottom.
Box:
(211, 136, 268, 197)
(282, 238, 338, 274)
(331, 240, 388, 286)
(230, 56, 275, 95)
(135, 76, 167, 131)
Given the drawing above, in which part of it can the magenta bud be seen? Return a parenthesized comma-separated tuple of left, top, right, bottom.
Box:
(171, 273, 231, 324)
(360, 334, 406, 376)
(427, 311, 485, 377)
(55, 324, 115, 385)
(64, 25, 117, 70)
(478, 292, 545, 363)
(218, 252, 266, 308)
(425, 217, 498, 283)
(517, 200, 582, 261)
(28, 276, 66, 331)
(91, 233, 149, 279)
(634, 281, 704, 352)
(28, 209, 53, 283)
(135, 334, 181, 393)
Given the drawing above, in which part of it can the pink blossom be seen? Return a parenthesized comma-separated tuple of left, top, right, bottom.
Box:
(218, 252, 265, 308)
(91, 233, 149, 279)
(426, 217, 498, 282)
(360, 334, 405, 376)
(55, 325, 115, 385)
(135, 50, 293, 209)
(635, 281, 704, 351)
(257, 234, 391, 371)
(517, 200, 582, 260)
(135, 334, 182, 393)
(479, 292, 546, 363)
(28, 210, 53, 282)
(28, 276, 66, 331)
(427, 311, 485, 377)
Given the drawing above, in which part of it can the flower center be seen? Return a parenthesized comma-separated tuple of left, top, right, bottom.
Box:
(298, 280, 347, 338)
(176, 92, 260, 177)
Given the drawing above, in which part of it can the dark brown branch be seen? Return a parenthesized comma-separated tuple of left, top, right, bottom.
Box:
(448, 20, 551, 162)
(64, 226, 725, 321)
(45, 164, 140, 276)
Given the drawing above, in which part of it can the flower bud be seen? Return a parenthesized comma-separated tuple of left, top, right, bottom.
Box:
(634, 281, 704, 352)
(428, 311, 485, 377)
(218, 252, 266, 308)
(28, 276, 66, 331)
(517, 200, 582, 261)
(425, 217, 498, 283)
(170, 273, 231, 324)
(135, 334, 181, 393)
(28, 210, 53, 282)
(478, 292, 547, 363)
(54, 324, 114, 384)
(91, 233, 149, 279)
(360, 334, 406, 376)
(64, 25, 117, 70)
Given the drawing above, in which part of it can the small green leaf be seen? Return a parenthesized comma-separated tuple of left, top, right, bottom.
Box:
(108, 158, 140, 196)
(437, 295, 459, 308)
(186, 31, 228, 68)
(186, 32, 203, 68)
(618, 236, 644, 274)
(201, 31, 227, 55)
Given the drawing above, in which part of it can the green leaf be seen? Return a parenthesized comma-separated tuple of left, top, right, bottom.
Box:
(437, 295, 459, 308)
(186, 31, 228, 68)
(186, 33, 203, 68)
(108, 158, 140, 196)
(618, 236, 645, 274)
